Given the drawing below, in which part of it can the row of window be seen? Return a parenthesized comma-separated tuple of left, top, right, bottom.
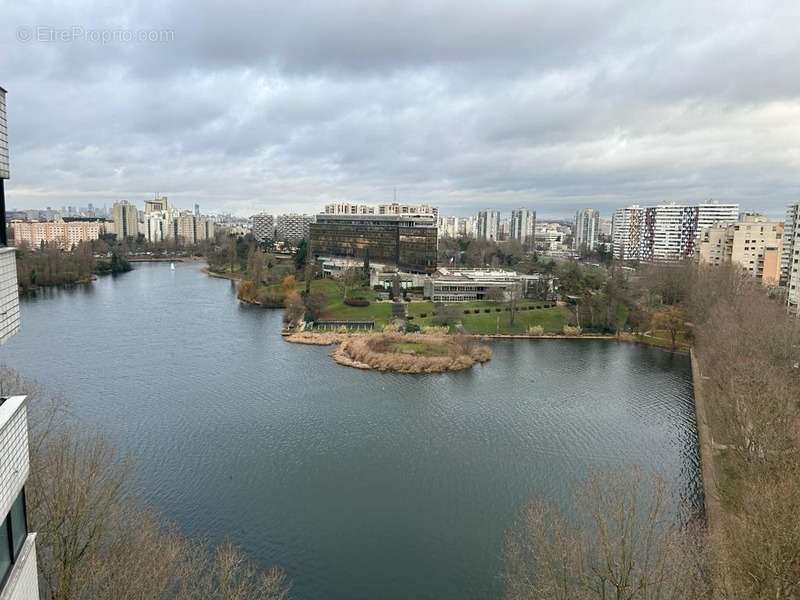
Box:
(0, 489, 28, 591)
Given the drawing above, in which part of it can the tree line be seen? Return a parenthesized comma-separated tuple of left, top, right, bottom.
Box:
(15, 240, 131, 292)
(503, 262, 800, 599)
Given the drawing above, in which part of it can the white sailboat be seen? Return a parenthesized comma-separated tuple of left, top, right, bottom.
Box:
(170, 262, 176, 271)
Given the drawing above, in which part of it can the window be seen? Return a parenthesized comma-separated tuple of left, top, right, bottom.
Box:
(0, 489, 29, 591)
(0, 520, 9, 588)
(9, 493, 26, 559)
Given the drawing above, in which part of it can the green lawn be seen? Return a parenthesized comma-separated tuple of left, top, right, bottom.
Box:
(405, 300, 571, 334)
(259, 278, 572, 334)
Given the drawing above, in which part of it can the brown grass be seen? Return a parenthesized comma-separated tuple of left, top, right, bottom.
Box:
(333, 332, 491, 373)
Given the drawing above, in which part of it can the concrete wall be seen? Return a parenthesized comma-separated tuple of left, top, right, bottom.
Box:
(0, 248, 20, 345)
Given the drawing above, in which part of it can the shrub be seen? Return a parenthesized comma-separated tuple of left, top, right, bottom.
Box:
(403, 322, 421, 333)
(528, 325, 544, 336)
(495, 308, 502, 312)
(256, 288, 286, 308)
(474, 309, 481, 314)
(407, 315, 415, 320)
(419, 313, 427, 318)
(562, 325, 582, 337)
(464, 310, 471, 315)
(484, 309, 491, 313)
(344, 297, 370, 307)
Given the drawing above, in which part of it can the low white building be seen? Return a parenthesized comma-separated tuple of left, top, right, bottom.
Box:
(423, 268, 557, 302)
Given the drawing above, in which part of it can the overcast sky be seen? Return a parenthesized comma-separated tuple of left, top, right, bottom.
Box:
(2, 1, 799, 218)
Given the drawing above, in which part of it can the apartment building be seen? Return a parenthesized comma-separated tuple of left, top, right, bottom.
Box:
(698, 215, 784, 286)
(144, 196, 169, 214)
(0, 84, 40, 600)
(276, 214, 313, 244)
(324, 203, 375, 215)
(112, 201, 139, 239)
(377, 203, 438, 220)
(782, 203, 800, 312)
(510, 209, 536, 247)
(477, 210, 501, 242)
(574, 208, 600, 252)
(613, 202, 739, 261)
(251, 213, 275, 243)
(438, 216, 460, 238)
(612, 206, 644, 260)
(12, 220, 100, 248)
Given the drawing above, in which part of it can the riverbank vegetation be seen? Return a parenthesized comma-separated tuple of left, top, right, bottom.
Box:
(0, 366, 290, 600)
(687, 266, 800, 597)
(332, 332, 491, 373)
(501, 262, 800, 599)
(15, 241, 131, 292)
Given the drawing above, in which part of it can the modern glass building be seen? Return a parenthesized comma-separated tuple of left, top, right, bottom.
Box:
(310, 213, 438, 274)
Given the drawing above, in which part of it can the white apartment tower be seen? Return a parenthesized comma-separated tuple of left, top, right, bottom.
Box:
(0, 84, 41, 600)
(613, 202, 739, 261)
(112, 201, 139, 239)
(477, 210, 501, 242)
(510, 209, 536, 248)
(612, 205, 645, 260)
(574, 208, 600, 252)
(782, 203, 800, 313)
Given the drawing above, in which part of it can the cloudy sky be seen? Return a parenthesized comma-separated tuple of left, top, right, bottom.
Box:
(2, 1, 799, 218)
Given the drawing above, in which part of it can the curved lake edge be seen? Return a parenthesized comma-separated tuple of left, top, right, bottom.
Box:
(5, 262, 703, 600)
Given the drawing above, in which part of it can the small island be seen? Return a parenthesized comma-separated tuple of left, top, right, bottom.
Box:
(287, 331, 492, 373)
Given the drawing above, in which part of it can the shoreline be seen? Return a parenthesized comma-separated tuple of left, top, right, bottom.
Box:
(690, 349, 732, 596)
(285, 329, 689, 354)
(286, 331, 492, 373)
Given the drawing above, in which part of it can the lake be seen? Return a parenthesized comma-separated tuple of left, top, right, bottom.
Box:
(0, 262, 702, 600)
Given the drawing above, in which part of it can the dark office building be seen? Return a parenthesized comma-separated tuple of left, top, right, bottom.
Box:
(310, 214, 438, 274)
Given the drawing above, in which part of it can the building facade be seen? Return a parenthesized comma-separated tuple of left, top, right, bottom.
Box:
(574, 208, 600, 252)
(252, 213, 275, 243)
(144, 196, 169, 214)
(112, 201, 139, 240)
(612, 202, 739, 262)
(310, 213, 437, 274)
(423, 268, 556, 302)
(276, 214, 312, 244)
(782, 203, 800, 312)
(11, 220, 100, 248)
(477, 210, 501, 242)
(0, 83, 40, 600)
(698, 215, 784, 286)
(510, 209, 536, 248)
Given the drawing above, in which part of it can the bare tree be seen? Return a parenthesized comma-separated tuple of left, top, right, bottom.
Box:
(0, 368, 292, 600)
(504, 469, 710, 600)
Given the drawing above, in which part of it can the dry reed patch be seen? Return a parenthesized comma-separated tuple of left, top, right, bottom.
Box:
(333, 332, 491, 373)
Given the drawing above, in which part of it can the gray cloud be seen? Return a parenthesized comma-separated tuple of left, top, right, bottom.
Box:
(1, 0, 799, 218)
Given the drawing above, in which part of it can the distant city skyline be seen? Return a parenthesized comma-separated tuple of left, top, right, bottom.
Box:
(3, 2, 800, 218)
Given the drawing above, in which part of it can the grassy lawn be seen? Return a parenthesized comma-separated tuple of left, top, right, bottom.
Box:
(457, 306, 572, 335)
(259, 277, 572, 334)
(405, 300, 571, 334)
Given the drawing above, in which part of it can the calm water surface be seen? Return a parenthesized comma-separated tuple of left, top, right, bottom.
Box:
(1, 263, 702, 600)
